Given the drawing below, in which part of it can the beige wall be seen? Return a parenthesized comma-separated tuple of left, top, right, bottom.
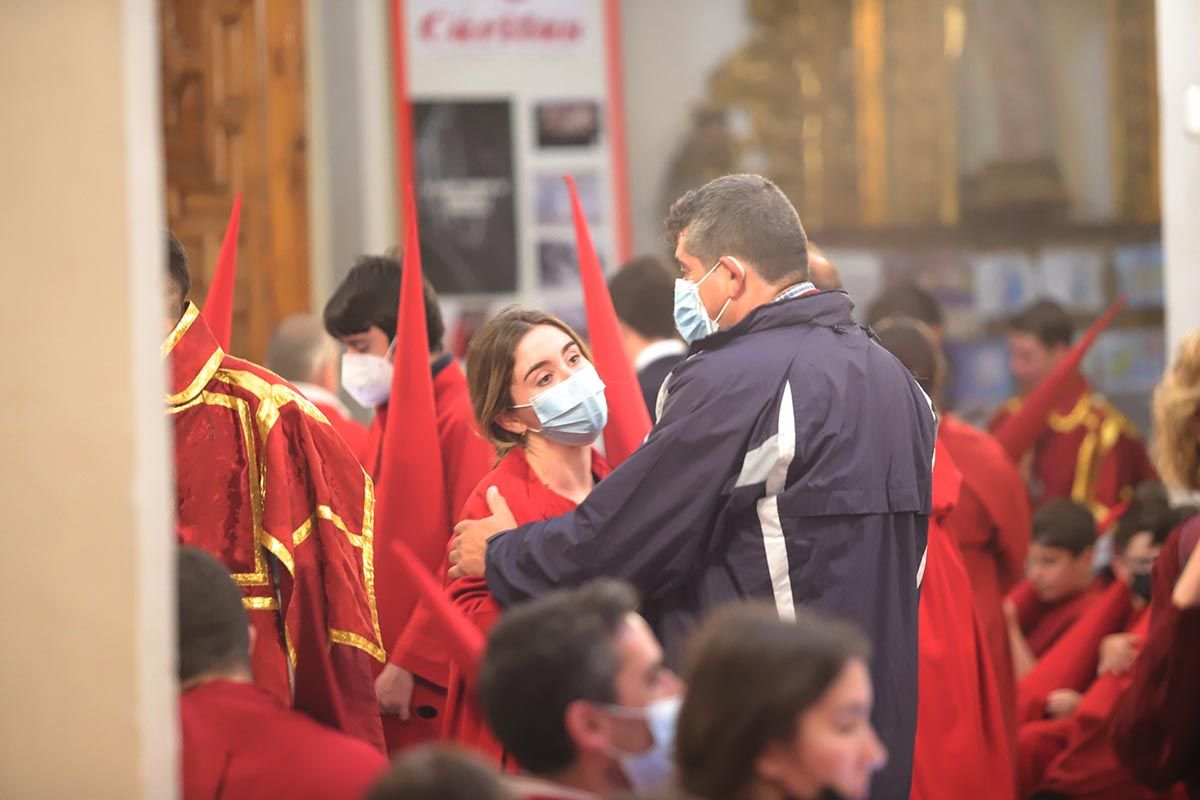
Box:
(0, 1, 176, 798)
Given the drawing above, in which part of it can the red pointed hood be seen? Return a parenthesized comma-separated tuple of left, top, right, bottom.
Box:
(565, 175, 651, 466)
(202, 194, 242, 351)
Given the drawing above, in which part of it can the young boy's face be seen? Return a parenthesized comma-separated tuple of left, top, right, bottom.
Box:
(1027, 542, 1093, 603)
(338, 325, 391, 358)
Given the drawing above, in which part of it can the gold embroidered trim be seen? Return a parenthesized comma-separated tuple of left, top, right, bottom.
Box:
(361, 475, 383, 656)
(330, 628, 387, 664)
(170, 391, 271, 587)
(162, 302, 200, 359)
(166, 348, 225, 406)
(243, 596, 279, 611)
(1047, 392, 1094, 433)
(213, 369, 330, 440)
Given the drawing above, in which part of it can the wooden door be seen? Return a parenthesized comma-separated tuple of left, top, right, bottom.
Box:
(161, 0, 310, 362)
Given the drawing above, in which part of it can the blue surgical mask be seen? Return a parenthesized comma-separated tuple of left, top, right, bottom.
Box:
(513, 362, 608, 446)
(673, 259, 742, 343)
(601, 695, 682, 791)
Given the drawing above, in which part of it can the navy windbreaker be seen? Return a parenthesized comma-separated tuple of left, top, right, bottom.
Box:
(484, 289, 935, 799)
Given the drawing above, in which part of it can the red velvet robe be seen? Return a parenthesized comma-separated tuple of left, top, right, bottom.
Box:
(939, 414, 1030, 747)
(292, 382, 371, 466)
(1111, 517, 1200, 797)
(181, 679, 388, 800)
(1009, 577, 1106, 658)
(1016, 612, 1172, 800)
(367, 359, 496, 751)
(1016, 579, 1138, 725)
(911, 440, 1015, 800)
(443, 446, 612, 763)
(989, 374, 1156, 517)
(167, 304, 385, 749)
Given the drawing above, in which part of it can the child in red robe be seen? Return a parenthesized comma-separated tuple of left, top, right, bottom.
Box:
(1016, 492, 1188, 797)
(1005, 499, 1102, 678)
(178, 547, 387, 800)
(439, 308, 614, 763)
(988, 299, 1155, 517)
(323, 255, 495, 750)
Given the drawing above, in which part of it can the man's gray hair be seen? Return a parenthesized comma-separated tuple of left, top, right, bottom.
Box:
(664, 174, 809, 285)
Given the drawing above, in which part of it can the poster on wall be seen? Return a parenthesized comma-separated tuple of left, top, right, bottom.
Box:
(413, 100, 518, 294)
(396, 0, 628, 304)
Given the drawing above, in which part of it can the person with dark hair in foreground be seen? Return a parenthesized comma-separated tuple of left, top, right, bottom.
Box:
(989, 298, 1155, 516)
(366, 746, 514, 800)
(676, 604, 884, 800)
(608, 255, 686, 421)
(164, 233, 384, 749)
(452, 175, 934, 800)
(324, 252, 494, 750)
(479, 580, 683, 798)
(178, 546, 387, 800)
(874, 318, 1016, 800)
(1006, 499, 1104, 679)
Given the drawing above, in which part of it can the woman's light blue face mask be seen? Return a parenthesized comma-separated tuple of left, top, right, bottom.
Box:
(512, 362, 608, 446)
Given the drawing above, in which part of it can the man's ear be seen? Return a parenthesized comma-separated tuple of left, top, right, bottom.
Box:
(563, 699, 613, 756)
(720, 256, 748, 295)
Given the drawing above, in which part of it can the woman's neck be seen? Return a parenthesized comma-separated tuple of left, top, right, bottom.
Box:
(524, 436, 594, 503)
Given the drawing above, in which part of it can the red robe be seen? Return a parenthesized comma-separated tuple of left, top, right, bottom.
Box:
(167, 303, 385, 749)
(368, 358, 496, 751)
(292, 382, 370, 465)
(1016, 579, 1137, 725)
(1009, 577, 1106, 658)
(181, 679, 387, 800)
(910, 440, 1015, 800)
(939, 414, 1030, 747)
(989, 374, 1156, 517)
(1017, 613, 1170, 800)
(1111, 517, 1200, 796)
(443, 446, 612, 763)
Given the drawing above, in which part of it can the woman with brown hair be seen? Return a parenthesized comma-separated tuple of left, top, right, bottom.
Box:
(676, 604, 886, 800)
(441, 306, 613, 763)
(1111, 329, 1200, 796)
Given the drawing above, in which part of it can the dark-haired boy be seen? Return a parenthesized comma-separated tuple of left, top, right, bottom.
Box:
(324, 253, 494, 750)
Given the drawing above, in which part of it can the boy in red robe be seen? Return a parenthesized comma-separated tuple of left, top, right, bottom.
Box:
(875, 319, 1016, 800)
(1005, 498, 1102, 678)
(988, 299, 1155, 518)
(266, 313, 370, 463)
(1015, 495, 1189, 797)
(178, 546, 387, 800)
(165, 235, 385, 749)
(324, 254, 494, 749)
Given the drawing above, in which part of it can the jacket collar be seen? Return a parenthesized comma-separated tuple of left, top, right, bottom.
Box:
(690, 290, 858, 355)
(163, 302, 224, 406)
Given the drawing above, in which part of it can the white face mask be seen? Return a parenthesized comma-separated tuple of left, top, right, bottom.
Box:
(601, 695, 682, 791)
(341, 352, 393, 408)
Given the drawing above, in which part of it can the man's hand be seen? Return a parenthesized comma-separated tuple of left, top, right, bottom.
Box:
(1045, 689, 1082, 719)
(1098, 632, 1141, 676)
(375, 663, 415, 719)
(448, 486, 517, 580)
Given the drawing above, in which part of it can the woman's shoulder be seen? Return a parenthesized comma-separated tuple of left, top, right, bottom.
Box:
(459, 448, 536, 519)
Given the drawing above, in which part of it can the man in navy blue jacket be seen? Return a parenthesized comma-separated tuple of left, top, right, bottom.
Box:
(451, 174, 935, 799)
